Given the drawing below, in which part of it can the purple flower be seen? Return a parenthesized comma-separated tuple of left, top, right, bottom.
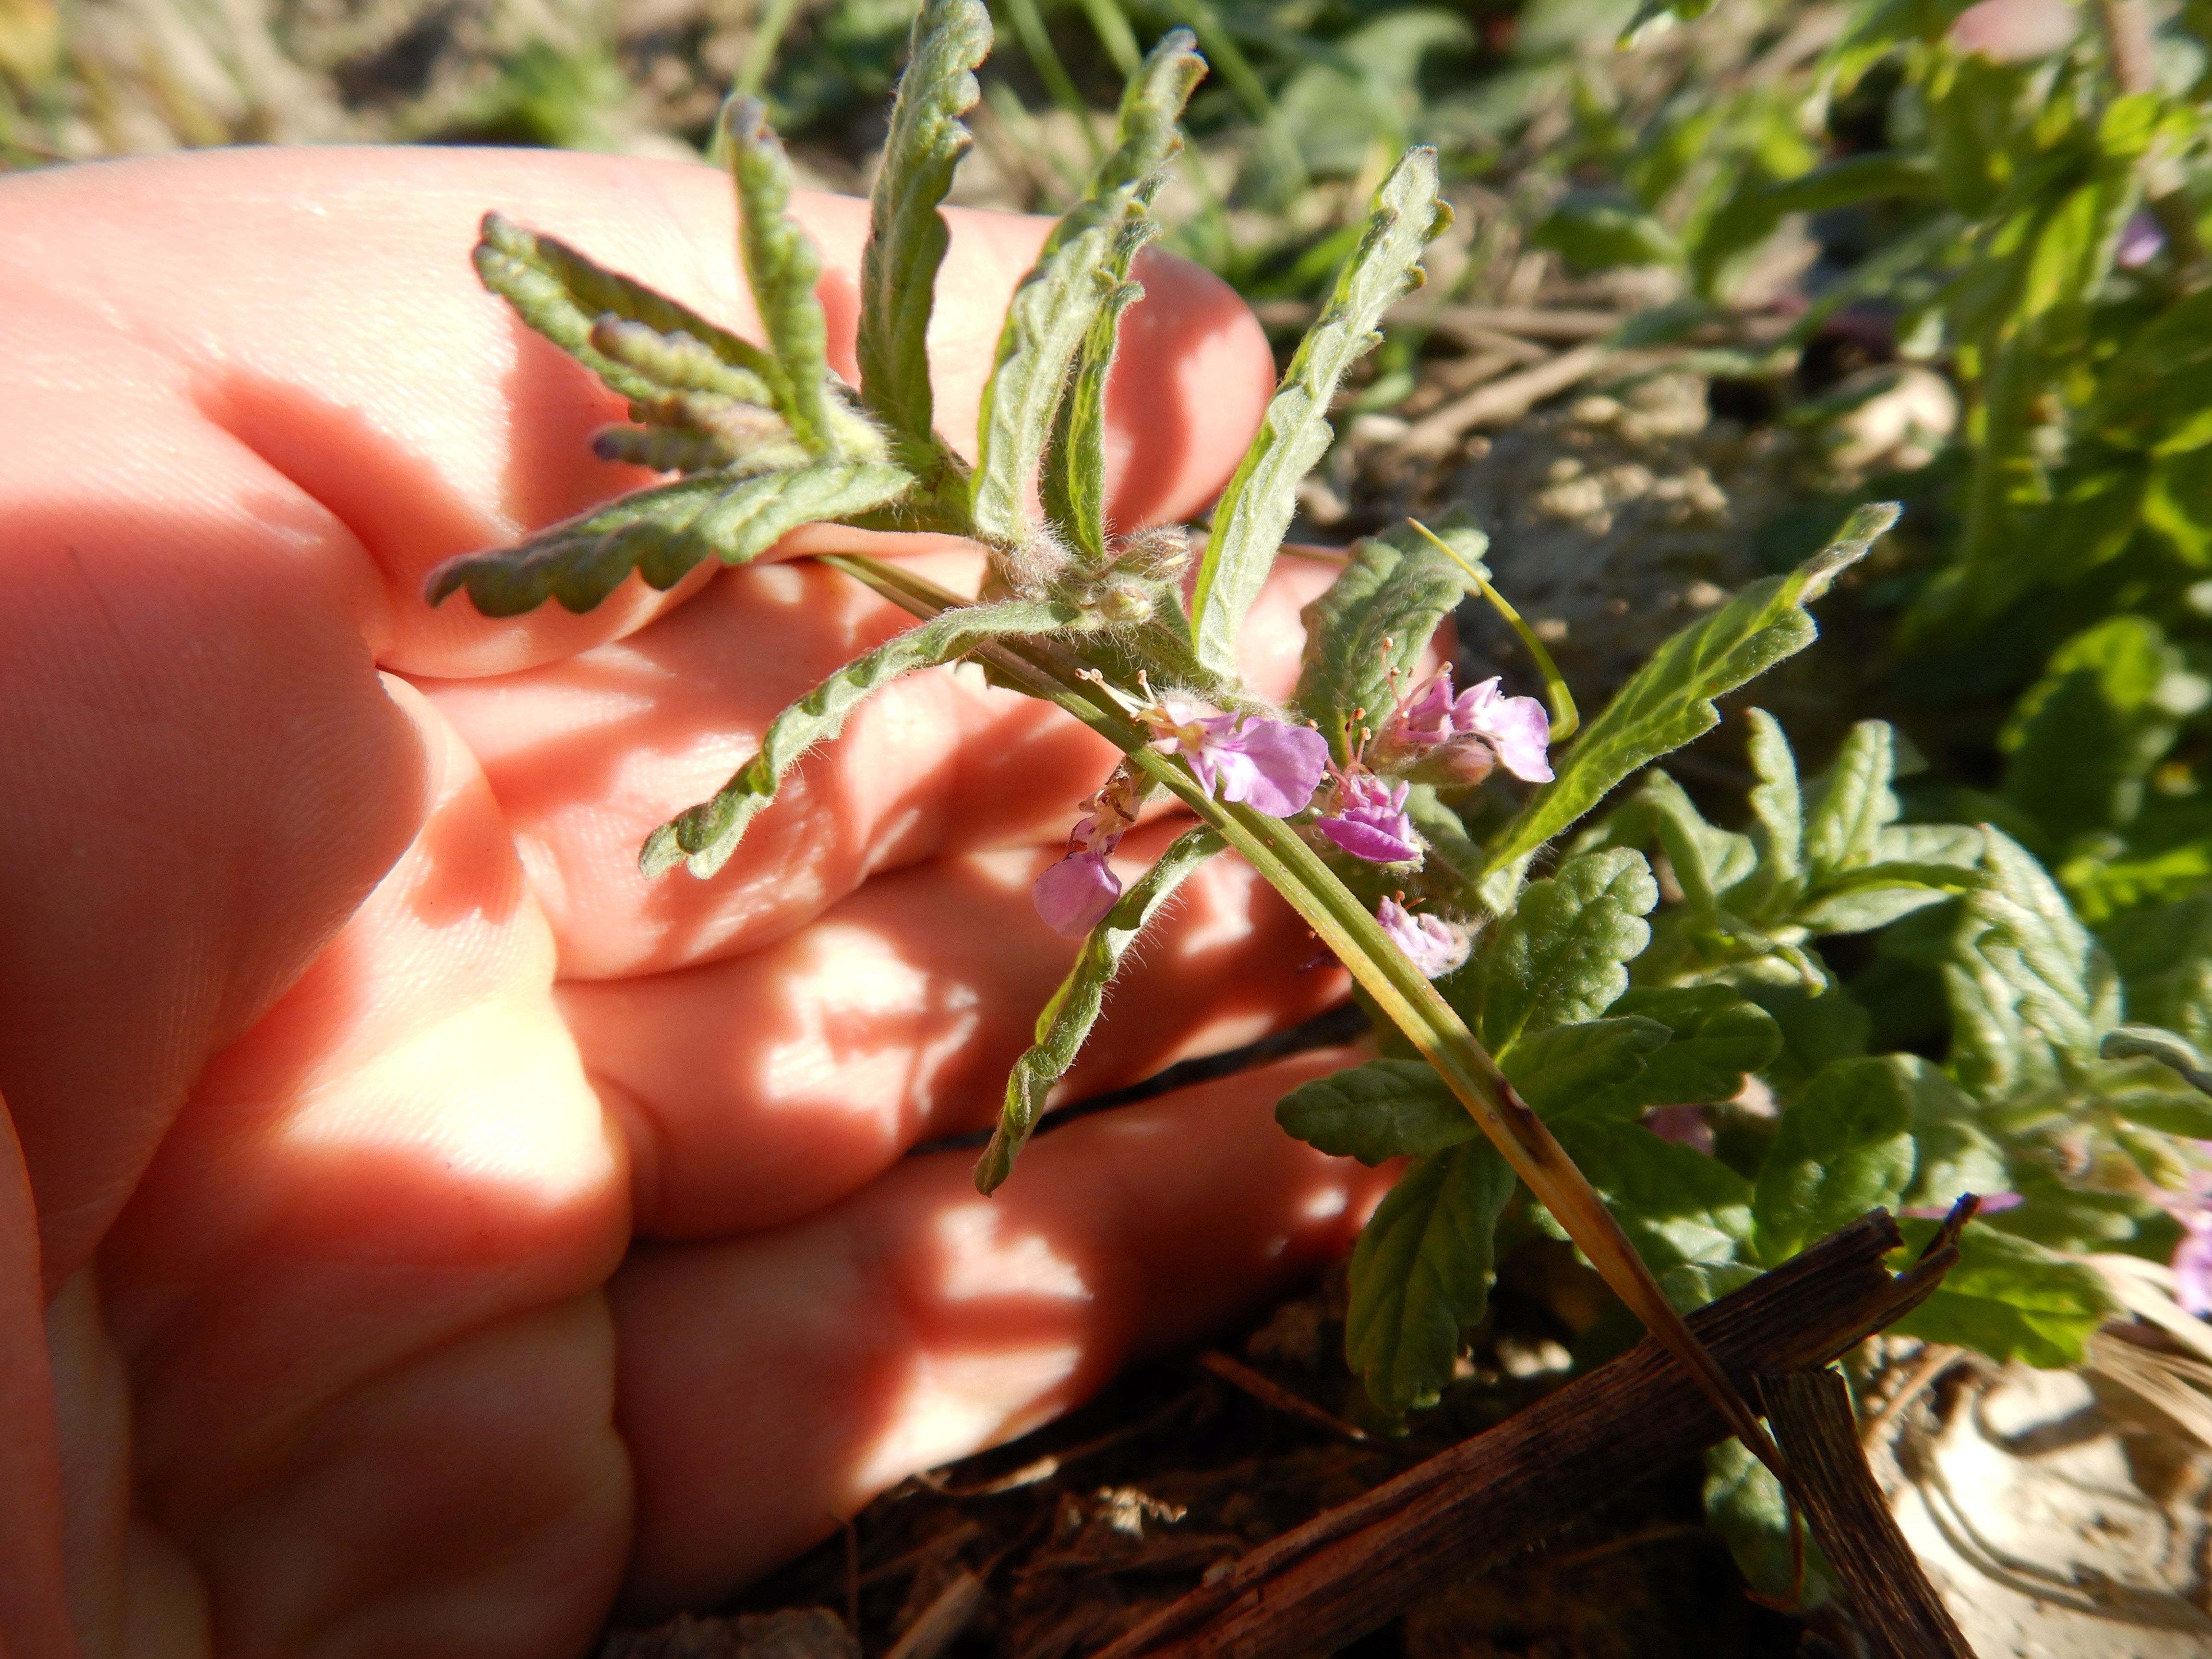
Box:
(2178, 1222, 2212, 1317)
(1379, 670, 1553, 783)
(1319, 772, 1421, 864)
(1034, 846, 1122, 937)
(2117, 210, 2166, 271)
(1032, 778, 1139, 938)
(1377, 898, 1467, 978)
(1142, 698, 1328, 817)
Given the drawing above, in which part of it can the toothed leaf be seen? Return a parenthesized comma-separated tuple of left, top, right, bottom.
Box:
(1479, 503, 1900, 912)
(426, 461, 912, 616)
(1191, 148, 1450, 679)
(1347, 1139, 1517, 1413)
(644, 596, 1088, 879)
(858, 0, 991, 499)
(475, 213, 781, 407)
(977, 826, 1225, 1191)
(975, 29, 1202, 549)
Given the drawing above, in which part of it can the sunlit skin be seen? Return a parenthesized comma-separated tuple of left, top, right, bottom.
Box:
(0, 148, 1397, 1659)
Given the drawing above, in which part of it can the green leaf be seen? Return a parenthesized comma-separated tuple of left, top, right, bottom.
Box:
(1528, 192, 1681, 270)
(2093, 285, 2212, 456)
(1404, 783, 1483, 904)
(1275, 1057, 1471, 1165)
(1946, 829, 2122, 1104)
(722, 97, 849, 459)
(978, 827, 1225, 1190)
(1895, 1057, 2010, 1214)
(1752, 1056, 1915, 1265)
(643, 595, 1087, 878)
(1190, 147, 1449, 680)
(1802, 721, 1899, 879)
(1890, 1220, 2117, 1367)
(474, 212, 783, 408)
(1040, 226, 1149, 565)
(857, 0, 991, 498)
(1628, 771, 1755, 913)
(2002, 616, 2206, 846)
(1346, 1139, 1517, 1413)
(1740, 981, 1871, 1098)
(1503, 1017, 1672, 1117)
(973, 29, 1202, 552)
(425, 461, 911, 617)
(1734, 708, 1803, 912)
(1453, 849, 1658, 1057)
(2102, 1024, 2212, 1097)
(1293, 515, 1483, 765)
(1574, 986, 1782, 1119)
(1550, 1115, 1754, 1272)
(1479, 504, 1900, 911)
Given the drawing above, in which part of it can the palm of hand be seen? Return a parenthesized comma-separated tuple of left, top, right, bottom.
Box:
(0, 149, 1388, 1658)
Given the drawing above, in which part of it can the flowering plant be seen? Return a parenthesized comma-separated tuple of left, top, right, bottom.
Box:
(421, 0, 2166, 1535)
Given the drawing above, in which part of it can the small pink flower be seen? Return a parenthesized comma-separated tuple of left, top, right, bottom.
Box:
(2177, 1222, 2212, 1317)
(1032, 777, 1139, 938)
(1378, 669, 1553, 783)
(1141, 697, 1328, 817)
(1319, 771, 1420, 864)
(1376, 897, 1467, 978)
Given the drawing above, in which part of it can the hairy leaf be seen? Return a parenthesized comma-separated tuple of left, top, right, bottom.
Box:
(644, 596, 1086, 878)
(1890, 1220, 2116, 1367)
(1275, 1057, 1469, 1165)
(1802, 721, 1899, 879)
(1947, 829, 2122, 1103)
(974, 29, 1202, 549)
(426, 461, 911, 616)
(1752, 1056, 1915, 1264)
(1346, 1139, 1517, 1412)
(1294, 515, 1484, 765)
(1479, 504, 1899, 911)
(475, 212, 782, 406)
(1731, 708, 1803, 914)
(979, 827, 1224, 1190)
(858, 0, 990, 496)
(1503, 1016, 1671, 1117)
(1573, 986, 1782, 1119)
(1041, 224, 1150, 564)
(1453, 849, 1658, 1057)
(1191, 148, 1449, 678)
(2103, 895, 2212, 1048)
(723, 97, 843, 457)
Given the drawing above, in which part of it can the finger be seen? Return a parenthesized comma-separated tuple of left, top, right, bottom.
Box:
(566, 817, 1348, 1238)
(0, 143, 1267, 1278)
(608, 1048, 1389, 1614)
(419, 552, 1338, 978)
(97, 683, 631, 1659)
(0, 148, 1273, 681)
(0, 1107, 73, 1658)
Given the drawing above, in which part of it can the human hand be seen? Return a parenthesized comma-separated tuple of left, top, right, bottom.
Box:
(0, 147, 1391, 1659)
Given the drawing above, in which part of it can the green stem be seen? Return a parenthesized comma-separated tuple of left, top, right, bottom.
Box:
(816, 549, 1791, 1485)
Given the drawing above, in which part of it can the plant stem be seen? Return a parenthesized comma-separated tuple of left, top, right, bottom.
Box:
(815, 549, 1791, 1486)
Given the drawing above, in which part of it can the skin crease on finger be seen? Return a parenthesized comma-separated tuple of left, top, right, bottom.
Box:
(0, 146, 1397, 1659)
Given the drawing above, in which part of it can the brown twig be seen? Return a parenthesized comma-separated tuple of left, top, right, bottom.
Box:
(1761, 1370, 1978, 1658)
(1384, 343, 1612, 460)
(1086, 1211, 1955, 1659)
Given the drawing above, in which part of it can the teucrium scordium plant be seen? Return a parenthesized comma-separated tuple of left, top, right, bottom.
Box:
(421, 0, 1944, 1480)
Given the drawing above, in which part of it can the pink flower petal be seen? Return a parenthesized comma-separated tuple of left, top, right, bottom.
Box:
(1033, 850, 1122, 937)
(1471, 694, 1553, 782)
(1210, 716, 1328, 817)
(1377, 898, 1467, 978)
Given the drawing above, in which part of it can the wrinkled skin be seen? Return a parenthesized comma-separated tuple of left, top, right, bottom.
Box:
(0, 149, 1391, 1659)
